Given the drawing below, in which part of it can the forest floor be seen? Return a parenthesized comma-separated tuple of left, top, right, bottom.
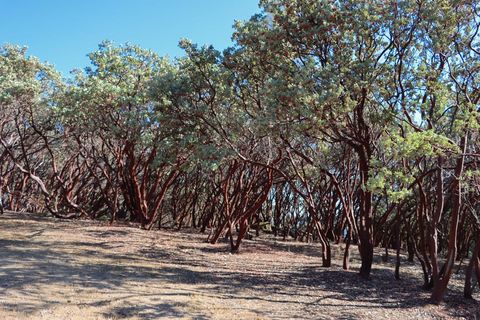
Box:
(0, 212, 479, 320)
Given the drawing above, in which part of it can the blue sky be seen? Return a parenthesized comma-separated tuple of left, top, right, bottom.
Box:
(0, 0, 260, 75)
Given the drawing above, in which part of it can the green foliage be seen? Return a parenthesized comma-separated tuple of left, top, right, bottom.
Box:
(0, 45, 62, 107)
(386, 130, 460, 159)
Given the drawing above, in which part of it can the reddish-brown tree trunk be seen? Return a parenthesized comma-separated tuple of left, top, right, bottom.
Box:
(357, 149, 374, 279)
(464, 232, 480, 299)
(431, 135, 467, 304)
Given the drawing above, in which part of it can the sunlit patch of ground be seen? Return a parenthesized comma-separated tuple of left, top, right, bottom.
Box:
(0, 212, 478, 319)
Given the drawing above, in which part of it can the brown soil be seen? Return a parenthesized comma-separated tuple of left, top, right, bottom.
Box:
(0, 212, 478, 319)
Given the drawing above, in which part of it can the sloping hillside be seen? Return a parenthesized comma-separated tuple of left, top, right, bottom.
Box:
(0, 212, 478, 319)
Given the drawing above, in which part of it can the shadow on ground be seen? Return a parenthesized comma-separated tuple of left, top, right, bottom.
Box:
(0, 212, 478, 319)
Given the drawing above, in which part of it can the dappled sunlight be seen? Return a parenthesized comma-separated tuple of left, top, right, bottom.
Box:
(0, 213, 478, 319)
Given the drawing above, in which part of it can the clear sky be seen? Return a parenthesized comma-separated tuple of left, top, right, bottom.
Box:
(0, 0, 260, 75)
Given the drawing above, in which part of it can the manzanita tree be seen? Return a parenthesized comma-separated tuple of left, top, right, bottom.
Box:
(1, 0, 480, 305)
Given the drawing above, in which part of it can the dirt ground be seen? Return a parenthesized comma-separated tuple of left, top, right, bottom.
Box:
(0, 212, 479, 320)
